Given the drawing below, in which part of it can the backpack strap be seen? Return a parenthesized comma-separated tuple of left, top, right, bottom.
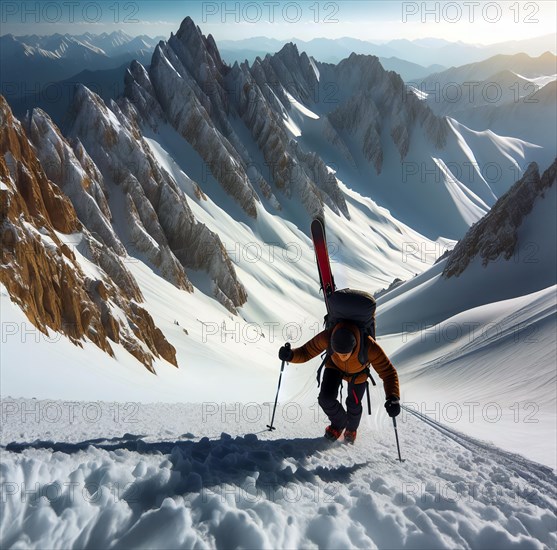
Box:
(358, 328, 368, 365)
(348, 367, 375, 416)
(316, 352, 329, 387)
(365, 381, 371, 415)
(360, 335, 377, 386)
(349, 366, 376, 387)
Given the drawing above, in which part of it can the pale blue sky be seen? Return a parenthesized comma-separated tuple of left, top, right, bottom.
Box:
(1, 1, 555, 44)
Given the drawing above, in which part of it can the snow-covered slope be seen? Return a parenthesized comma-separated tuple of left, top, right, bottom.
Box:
(452, 80, 557, 158)
(376, 160, 557, 466)
(0, 181, 438, 403)
(419, 69, 556, 117)
(1, 16, 556, 548)
(1, 397, 555, 548)
(1, 13, 554, 444)
(392, 286, 556, 467)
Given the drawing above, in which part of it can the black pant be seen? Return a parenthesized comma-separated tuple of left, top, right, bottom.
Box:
(318, 368, 367, 431)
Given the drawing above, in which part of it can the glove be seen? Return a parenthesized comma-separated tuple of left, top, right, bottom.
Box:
(278, 345, 294, 362)
(385, 396, 400, 417)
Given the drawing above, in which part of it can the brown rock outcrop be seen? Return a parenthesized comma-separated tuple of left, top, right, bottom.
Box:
(0, 95, 177, 371)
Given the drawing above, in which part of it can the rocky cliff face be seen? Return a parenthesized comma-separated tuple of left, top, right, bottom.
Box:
(66, 85, 247, 312)
(121, 19, 349, 220)
(230, 44, 349, 218)
(24, 106, 125, 256)
(443, 159, 557, 278)
(320, 54, 448, 172)
(0, 96, 177, 371)
(118, 19, 449, 222)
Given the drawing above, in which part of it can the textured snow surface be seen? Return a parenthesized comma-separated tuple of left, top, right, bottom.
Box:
(1, 399, 556, 549)
(389, 286, 557, 469)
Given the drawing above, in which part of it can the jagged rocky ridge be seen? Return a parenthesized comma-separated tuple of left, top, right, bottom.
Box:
(60, 16, 457, 297)
(320, 54, 449, 172)
(443, 159, 557, 278)
(119, 18, 449, 222)
(0, 97, 176, 372)
(65, 85, 247, 312)
(121, 18, 349, 219)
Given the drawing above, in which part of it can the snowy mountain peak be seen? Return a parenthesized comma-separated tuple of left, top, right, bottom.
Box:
(108, 30, 130, 39)
(117, 17, 353, 220)
(277, 41, 301, 59)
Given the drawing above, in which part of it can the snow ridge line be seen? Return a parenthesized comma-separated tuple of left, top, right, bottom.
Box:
(416, 302, 556, 376)
(401, 405, 557, 508)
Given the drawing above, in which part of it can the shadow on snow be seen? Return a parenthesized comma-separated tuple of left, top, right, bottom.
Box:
(4, 433, 368, 512)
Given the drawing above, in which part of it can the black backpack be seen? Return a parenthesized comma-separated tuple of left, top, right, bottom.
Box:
(316, 289, 377, 414)
(325, 288, 376, 366)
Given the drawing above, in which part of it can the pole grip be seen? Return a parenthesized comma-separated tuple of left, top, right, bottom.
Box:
(268, 343, 291, 431)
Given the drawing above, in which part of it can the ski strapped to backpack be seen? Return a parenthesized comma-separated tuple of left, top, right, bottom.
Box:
(310, 218, 379, 415)
(311, 218, 335, 309)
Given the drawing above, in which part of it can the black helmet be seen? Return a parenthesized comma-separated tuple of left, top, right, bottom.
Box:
(331, 327, 356, 354)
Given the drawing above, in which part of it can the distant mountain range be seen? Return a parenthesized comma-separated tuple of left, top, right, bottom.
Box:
(219, 34, 556, 70)
(405, 52, 557, 152)
(420, 51, 556, 88)
(0, 31, 164, 113)
(8, 30, 165, 57)
(414, 51, 557, 117)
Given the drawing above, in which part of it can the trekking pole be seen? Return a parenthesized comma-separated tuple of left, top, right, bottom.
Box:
(392, 417, 405, 462)
(267, 343, 290, 431)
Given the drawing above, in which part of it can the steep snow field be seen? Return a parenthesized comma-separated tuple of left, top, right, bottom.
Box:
(390, 286, 557, 469)
(1, 397, 556, 549)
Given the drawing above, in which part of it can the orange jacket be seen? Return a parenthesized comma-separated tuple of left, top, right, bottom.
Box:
(290, 322, 400, 398)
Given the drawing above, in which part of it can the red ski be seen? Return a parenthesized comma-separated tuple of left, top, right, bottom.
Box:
(311, 218, 336, 311)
